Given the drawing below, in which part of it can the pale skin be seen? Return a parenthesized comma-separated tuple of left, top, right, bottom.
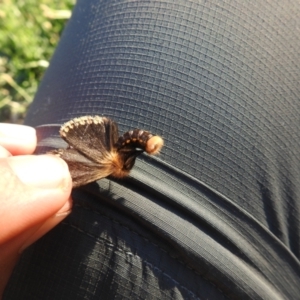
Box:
(0, 124, 73, 297)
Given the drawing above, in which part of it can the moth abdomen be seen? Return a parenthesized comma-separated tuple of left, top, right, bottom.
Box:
(115, 129, 151, 148)
(115, 129, 163, 155)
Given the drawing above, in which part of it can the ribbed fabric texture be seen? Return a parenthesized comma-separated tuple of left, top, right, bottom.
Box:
(4, 0, 300, 299)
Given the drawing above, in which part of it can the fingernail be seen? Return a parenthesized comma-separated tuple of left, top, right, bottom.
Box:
(7, 155, 71, 190)
(0, 124, 35, 140)
(0, 146, 12, 157)
(55, 197, 73, 216)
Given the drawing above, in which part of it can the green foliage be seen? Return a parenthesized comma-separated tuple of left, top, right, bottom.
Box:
(0, 0, 75, 122)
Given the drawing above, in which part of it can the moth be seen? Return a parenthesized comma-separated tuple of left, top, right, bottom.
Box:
(48, 116, 164, 188)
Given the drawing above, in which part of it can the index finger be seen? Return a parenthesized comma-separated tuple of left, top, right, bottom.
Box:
(0, 124, 37, 155)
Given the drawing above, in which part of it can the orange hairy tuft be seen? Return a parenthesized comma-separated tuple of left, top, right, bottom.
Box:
(145, 136, 164, 155)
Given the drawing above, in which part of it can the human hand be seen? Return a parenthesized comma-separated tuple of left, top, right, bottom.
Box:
(0, 123, 72, 295)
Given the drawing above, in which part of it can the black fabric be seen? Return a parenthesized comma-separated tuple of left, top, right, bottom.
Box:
(4, 0, 300, 299)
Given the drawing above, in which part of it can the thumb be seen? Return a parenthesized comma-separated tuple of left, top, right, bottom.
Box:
(0, 155, 72, 243)
(0, 155, 72, 293)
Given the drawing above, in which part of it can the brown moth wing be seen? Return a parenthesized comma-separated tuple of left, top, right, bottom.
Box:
(51, 148, 115, 188)
(59, 116, 119, 163)
(48, 116, 164, 187)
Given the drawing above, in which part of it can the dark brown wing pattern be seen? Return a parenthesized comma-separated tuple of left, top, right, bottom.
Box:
(48, 116, 163, 188)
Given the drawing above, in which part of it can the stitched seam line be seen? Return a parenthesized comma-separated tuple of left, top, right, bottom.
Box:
(63, 221, 201, 300)
(64, 202, 230, 299)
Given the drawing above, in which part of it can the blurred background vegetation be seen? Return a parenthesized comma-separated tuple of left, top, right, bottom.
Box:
(0, 0, 75, 123)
